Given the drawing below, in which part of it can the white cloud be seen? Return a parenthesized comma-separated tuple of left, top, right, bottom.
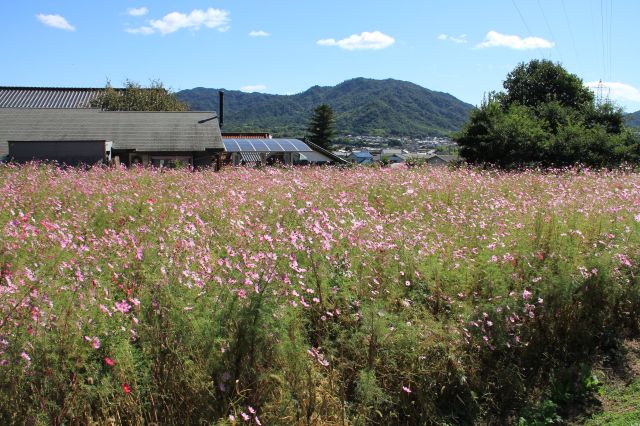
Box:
(249, 30, 269, 37)
(437, 33, 468, 44)
(240, 85, 267, 93)
(125, 26, 154, 35)
(317, 31, 395, 50)
(150, 8, 230, 34)
(476, 30, 554, 50)
(127, 7, 148, 17)
(586, 81, 640, 104)
(127, 8, 230, 35)
(36, 14, 75, 31)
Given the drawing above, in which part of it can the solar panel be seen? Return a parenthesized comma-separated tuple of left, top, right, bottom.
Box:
(237, 140, 255, 151)
(222, 138, 313, 153)
(284, 139, 298, 150)
(251, 140, 270, 151)
(290, 139, 313, 151)
(222, 140, 241, 152)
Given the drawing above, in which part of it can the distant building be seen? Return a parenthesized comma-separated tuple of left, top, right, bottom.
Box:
(425, 154, 459, 166)
(347, 151, 375, 164)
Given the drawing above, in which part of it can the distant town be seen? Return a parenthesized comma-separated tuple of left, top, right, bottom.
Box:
(336, 134, 456, 150)
(332, 135, 459, 165)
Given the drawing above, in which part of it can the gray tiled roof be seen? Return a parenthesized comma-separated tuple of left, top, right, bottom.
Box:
(0, 87, 105, 108)
(0, 108, 223, 157)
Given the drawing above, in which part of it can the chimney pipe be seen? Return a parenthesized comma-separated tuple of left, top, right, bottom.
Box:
(218, 91, 224, 129)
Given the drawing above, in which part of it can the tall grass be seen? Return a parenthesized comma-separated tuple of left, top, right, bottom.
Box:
(0, 164, 638, 424)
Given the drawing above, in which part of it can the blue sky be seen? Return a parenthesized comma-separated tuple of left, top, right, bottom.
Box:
(2, 1, 639, 112)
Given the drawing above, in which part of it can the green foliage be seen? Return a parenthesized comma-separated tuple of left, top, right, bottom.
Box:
(501, 59, 594, 110)
(306, 104, 336, 149)
(91, 79, 188, 112)
(586, 378, 640, 425)
(518, 399, 563, 425)
(456, 60, 640, 168)
(176, 77, 473, 137)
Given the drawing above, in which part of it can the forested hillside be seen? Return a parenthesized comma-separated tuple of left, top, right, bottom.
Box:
(176, 78, 473, 137)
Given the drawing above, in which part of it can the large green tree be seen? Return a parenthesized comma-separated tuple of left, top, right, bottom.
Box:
(91, 80, 188, 111)
(456, 60, 639, 168)
(306, 104, 336, 149)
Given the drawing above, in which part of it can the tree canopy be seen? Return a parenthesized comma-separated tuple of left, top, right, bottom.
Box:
(455, 60, 639, 168)
(91, 80, 188, 112)
(306, 104, 336, 149)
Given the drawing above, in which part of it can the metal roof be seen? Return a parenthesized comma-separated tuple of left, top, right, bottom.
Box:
(0, 87, 108, 108)
(349, 151, 373, 158)
(0, 109, 223, 157)
(223, 138, 313, 153)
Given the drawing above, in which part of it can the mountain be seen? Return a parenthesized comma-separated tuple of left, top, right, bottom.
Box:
(176, 78, 474, 138)
(626, 110, 640, 129)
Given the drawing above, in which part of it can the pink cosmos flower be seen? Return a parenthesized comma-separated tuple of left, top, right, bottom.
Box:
(115, 300, 131, 314)
(402, 385, 412, 394)
(99, 304, 112, 317)
(616, 253, 632, 267)
(105, 357, 115, 366)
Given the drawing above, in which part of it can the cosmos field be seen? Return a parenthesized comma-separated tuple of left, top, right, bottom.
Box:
(0, 164, 638, 424)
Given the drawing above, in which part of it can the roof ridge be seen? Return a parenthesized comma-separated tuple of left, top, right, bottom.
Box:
(0, 87, 117, 91)
(0, 108, 215, 115)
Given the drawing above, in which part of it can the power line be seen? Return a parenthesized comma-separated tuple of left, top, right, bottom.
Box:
(536, 0, 563, 62)
(511, 0, 534, 37)
(600, 0, 607, 79)
(510, 0, 545, 58)
(608, 0, 613, 81)
(599, 0, 614, 82)
(560, 0, 581, 65)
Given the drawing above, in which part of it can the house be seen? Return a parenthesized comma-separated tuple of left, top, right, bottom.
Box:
(426, 154, 459, 166)
(378, 148, 405, 162)
(0, 108, 223, 167)
(0, 86, 224, 167)
(347, 151, 374, 164)
(382, 153, 407, 164)
(0, 86, 345, 168)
